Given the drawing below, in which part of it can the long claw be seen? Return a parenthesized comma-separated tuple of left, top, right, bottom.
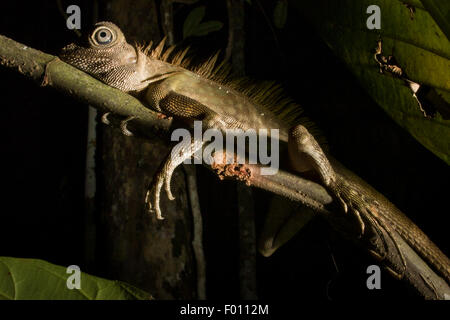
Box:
(120, 115, 137, 136)
(145, 189, 151, 208)
(101, 112, 111, 125)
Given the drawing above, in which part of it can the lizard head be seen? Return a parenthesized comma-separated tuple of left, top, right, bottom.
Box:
(60, 21, 149, 92)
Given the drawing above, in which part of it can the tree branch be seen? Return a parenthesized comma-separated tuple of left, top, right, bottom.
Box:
(1, 33, 449, 299)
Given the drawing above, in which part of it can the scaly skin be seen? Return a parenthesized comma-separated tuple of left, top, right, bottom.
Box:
(60, 21, 450, 289)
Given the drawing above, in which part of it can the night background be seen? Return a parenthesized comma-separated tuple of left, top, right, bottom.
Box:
(0, 0, 448, 301)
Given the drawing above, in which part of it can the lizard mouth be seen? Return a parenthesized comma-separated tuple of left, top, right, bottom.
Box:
(60, 43, 119, 76)
(59, 44, 96, 74)
(60, 43, 86, 64)
(59, 43, 77, 58)
(60, 42, 138, 70)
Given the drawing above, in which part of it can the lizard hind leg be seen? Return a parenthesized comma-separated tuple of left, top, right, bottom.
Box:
(145, 137, 205, 219)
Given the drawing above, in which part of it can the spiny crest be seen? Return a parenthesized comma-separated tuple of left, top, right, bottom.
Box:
(139, 39, 326, 147)
(221, 78, 326, 147)
(139, 37, 192, 67)
(142, 38, 225, 78)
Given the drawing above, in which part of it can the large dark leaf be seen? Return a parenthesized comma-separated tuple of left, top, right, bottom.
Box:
(0, 257, 153, 300)
(292, 0, 450, 164)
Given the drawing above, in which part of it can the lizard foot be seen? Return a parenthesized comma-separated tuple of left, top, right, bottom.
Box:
(329, 179, 368, 238)
(145, 137, 205, 220)
(145, 164, 175, 220)
(331, 178, 407, 276)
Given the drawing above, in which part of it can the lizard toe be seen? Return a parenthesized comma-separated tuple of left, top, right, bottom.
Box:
(120, 115, 137, 136)
(101, 112, 111, 125)
(145, 179, 165, 220)
(163, 165, 176, 201)
(165, 178, 175, 201)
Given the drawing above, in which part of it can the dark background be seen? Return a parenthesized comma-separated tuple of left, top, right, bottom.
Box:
(0, 0, 448, 300)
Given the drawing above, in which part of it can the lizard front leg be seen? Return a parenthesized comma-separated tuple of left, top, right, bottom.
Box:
(143, 83, 219, 220)
(145, 137, 205, 220)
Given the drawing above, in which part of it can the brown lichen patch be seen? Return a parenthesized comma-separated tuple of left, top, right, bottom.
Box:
(211, 152, 252, 185)
(213, 162, 252, 185)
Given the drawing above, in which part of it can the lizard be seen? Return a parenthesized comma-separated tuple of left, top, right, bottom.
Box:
(59, 21, 450, 292)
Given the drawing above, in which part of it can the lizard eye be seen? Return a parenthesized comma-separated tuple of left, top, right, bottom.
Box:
(93, 27, 114, 45)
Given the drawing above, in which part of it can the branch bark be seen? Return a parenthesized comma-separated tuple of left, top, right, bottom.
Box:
(1, 33, 449, 299)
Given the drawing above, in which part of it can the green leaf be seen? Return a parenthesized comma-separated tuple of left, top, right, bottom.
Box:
(291, 0, 450, 164)
(183, 6, 223, 39)
(274, 0, 288, 29)
(183, 6, 206, 39)
(0, 257, 153, 300)
(421, 0, 450, 39)
(190, 21, 224, 37)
